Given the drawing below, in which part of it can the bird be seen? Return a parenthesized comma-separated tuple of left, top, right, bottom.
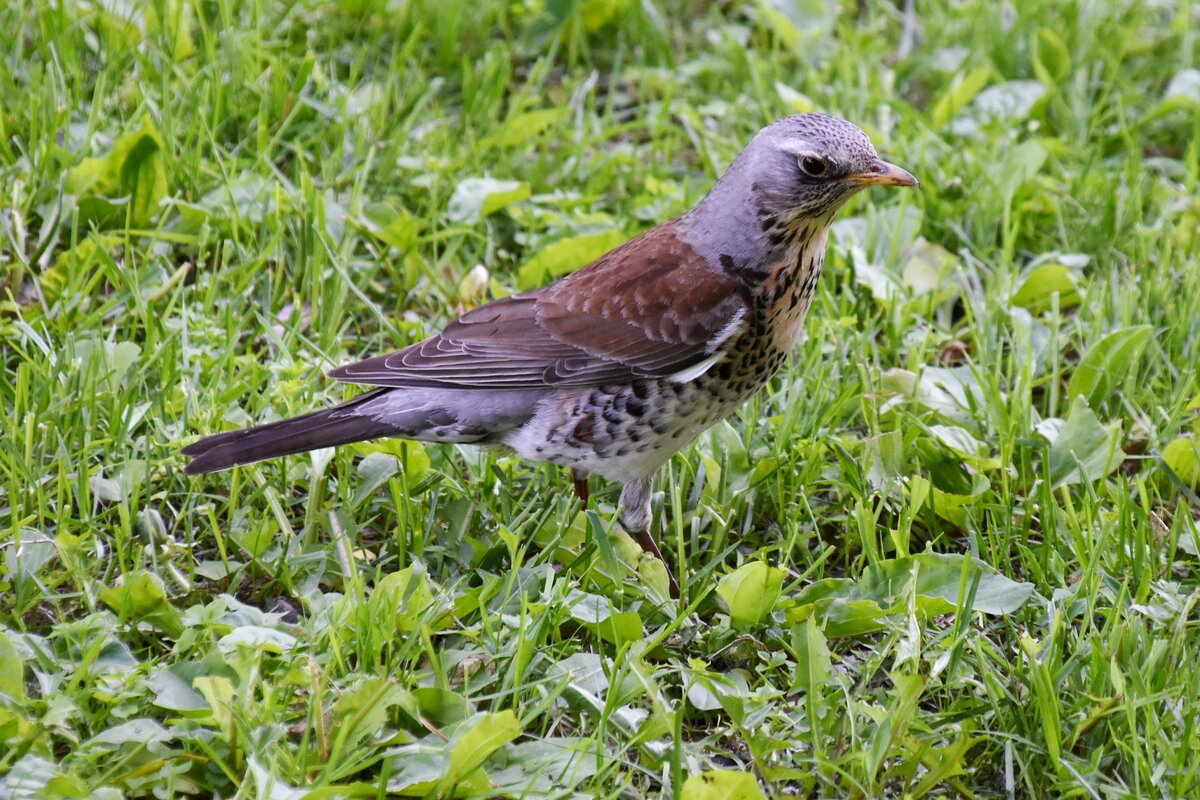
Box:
(182, 113, 918, 597)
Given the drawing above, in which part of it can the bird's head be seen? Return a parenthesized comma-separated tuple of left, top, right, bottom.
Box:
(737, 113, 918, 230)
(682, 113, 918, 269)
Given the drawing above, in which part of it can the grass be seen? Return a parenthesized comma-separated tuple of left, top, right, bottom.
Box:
(2, 0, 1200, 796)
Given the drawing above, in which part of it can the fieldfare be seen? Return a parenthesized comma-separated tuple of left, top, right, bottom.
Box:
(182, 113, 918, 596)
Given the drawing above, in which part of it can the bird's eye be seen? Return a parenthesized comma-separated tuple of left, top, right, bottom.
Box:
(798, 155, 829, 178)
(801, 154, 830, 176)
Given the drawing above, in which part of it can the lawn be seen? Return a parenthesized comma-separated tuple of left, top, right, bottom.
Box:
(2, 0, 1200, 797)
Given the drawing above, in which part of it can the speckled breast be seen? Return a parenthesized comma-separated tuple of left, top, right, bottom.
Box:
(514, 252, 824, 479)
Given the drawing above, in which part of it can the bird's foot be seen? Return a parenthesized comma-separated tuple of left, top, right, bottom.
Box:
(631, 527, 680, 599)
(571, 469, 589, 505)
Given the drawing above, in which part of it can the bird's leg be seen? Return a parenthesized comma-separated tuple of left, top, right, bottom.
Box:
(619, 477, 680, 598)
(571, 469, 589, 505)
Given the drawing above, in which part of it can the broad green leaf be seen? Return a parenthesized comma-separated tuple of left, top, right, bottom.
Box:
(0, 633, 24, 700)
(246, 758, 307, 800)
(148, 668, 208, 712)
(517, 229, 626, 288)
(549, 652, 610, 700)
(637, 555, 674, 605)
(900, 239, 959, 299)
(1155, 68, 1200, 116)
(681, 770, 766, 800)
(716, 561, 785, 629)
(412, 687, 473, 727)
(369, 565, 439, 634)
(864, 430, 904, 485)
(932, 472, 991, 527)
(447, 177, 530, 223)
(486, 108, 568, 148)
(4, 531, 55, 584)
(385, 747, 460, 797)
(99, 571, 183, 637)
(86, 718, 171, 747)
(486, 737, 600, 795)
(930, 425, 991, 463)
(905, 552, 1034, 615)
(791, 616, 832, 695)
(1177, 511, 1200, 556)
(787, 579, 891, 637)
(352, 439, 430, 490)
(786, 553, 1034, 637)
(1045, 397, 1121, 488)
(580, 0, 623, 30)
(2, 755, 61, 797)
(998, 139, 1048, 199)
(1011, 262, 1082, 310)
(1067, 325, 1153, 407)
(952, 81, 1046, 136)
(931, 66, 992, 129)
(109, 341, 140, 386)
(444, 711, 522, 788)
(66, 116, 169, 228)
(685, 662, 752, 721)
(351, 452, 399, 509)
(685, 671, 723, 712)
(566, 590, 617, 625)
(911, 725, 978, 796)
(359, 202, 421, 252)
(39, 235, 114, 307)
(599, 611, 645, 647)
(755, 0, 836, 51)
(1162, 436, 1200, 489)
(219, 626, 296, 654)
(880, 368, 974, 427)
(193, 676, 235, 741)
(775, 81, 816, 113)
(73, 339, 144, 394)
(565, 590, 644, 646)
(330, 678, 417, 754)
(175, 173, 279, 230)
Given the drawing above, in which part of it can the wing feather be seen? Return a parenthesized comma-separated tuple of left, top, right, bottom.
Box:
(328, 221, 750, 390)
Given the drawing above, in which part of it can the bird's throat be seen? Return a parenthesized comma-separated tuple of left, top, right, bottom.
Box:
(757, 224, 830, 352)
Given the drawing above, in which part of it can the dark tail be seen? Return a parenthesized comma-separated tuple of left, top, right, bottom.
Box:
(182, 390, 392, 474)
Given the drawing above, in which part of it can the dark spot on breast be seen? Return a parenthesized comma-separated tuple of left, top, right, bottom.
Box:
(572, 413, 595, 444)
(627, 398, 645, 417)
(631, 380, 649, 400)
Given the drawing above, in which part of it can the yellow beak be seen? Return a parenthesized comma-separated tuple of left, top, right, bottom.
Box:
(848, 159, 919, 188)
